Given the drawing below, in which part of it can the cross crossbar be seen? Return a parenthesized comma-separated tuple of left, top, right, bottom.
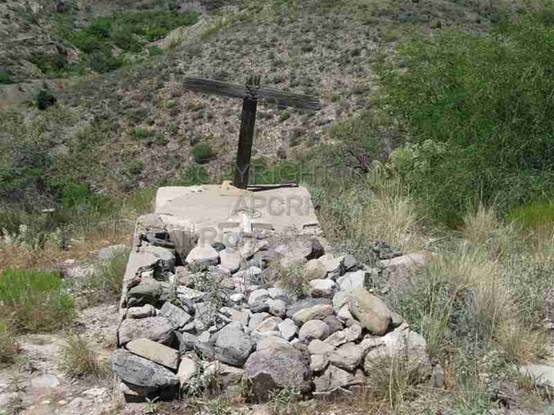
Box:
(182, 76, 322, 189)
(183, 77, 322, 111)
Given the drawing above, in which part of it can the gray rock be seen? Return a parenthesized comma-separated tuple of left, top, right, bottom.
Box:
(230, 293, 244, 304)
(248, 289, 270, 306)
(268, 287, 290, 303)
(298, 320, 330, 342)
(308, 339, 335, 355)
(250, 301, 270, 313)
(244, 341, 312, 400)
(332, 290, 351, 312)
(292, 304, 333, 325)
(248, 312, 270, 332)
(309, 279, 336, 298)
(520, 362, 554, 388)
(349, 288, 392, 335)
(214, 322, 254, 367)
(310, 354, 329, 372)
(127, 279, 167, 307)
(328, 342, 362, 371)
(126, 338, 179, 370)
(303, 259, 327, 281)
(119, 317, 174, 346)
(337, 270, 366, 291)
(177, 357, 198, 387)
(177, 286, 207, 303)
(257, 335, 291, 351)
(141, 245, 176, 272)
(126, 304, 156, 319)
(318, 254, 342, 278)
(112, 349, 178, 394)
(341, 255, 359, 272)
(186, 245, 219, 266)
(323, 315, 344, 335)
(254, 317, 282, 334)
(380, 253, 427, 293)
(219, 249, 242, 273)
(314, 365, 354, 393)
(325, 324, 362, 348)
(278, 318, 298, 341)
(364, 327, 430, 375)
(267, 299, 287, 318)
(160, 302, 192, 329)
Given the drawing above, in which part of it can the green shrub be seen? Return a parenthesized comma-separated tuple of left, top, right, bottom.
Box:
(0, 71, 14, 84)
(383, 10, 554, 225)
(123, 159, 145, 176)
(0, 269, 74, 333)
(192, 143, 216, 164)
(131, 127, 152, 140)
(507, 201, 554, 231)
(36, 89, 57, 110)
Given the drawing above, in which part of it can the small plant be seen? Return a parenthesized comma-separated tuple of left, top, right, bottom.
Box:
(274, 264, 309, 298)
(59, 333, 107, 378)
(83, 248, 129, 304)
(0, 319, 20, 366)
(0, 269, 74, 333)
(0, 71, 14, 84)
(36, 89, 57, 110)
(131, 127, 151, 140)
(191, 143, 216, 164)
(269, 386, 302, 415)
(123, 159, 145, 176)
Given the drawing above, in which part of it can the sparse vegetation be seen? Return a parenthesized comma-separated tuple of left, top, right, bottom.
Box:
(0, 320, 20, 366)
(59, 333, 108, 378)
(82, 248, 130, 304)
(191, 143, 216, 164)
(0, 269, 74, 333)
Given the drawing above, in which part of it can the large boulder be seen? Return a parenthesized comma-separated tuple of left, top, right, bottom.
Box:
(244, 341, 312, 400)
(348, 288, 392, 335)
(214, 322, 254, 367)
(112, 349, 179, 398)
(118, 317, 174, 346)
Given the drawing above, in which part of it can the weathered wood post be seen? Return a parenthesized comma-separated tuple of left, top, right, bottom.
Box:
(183, 75, 321, 189)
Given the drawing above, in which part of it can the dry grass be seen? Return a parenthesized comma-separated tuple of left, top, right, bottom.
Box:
(59, 333, 108, 379)
(0, 319, 20, 366)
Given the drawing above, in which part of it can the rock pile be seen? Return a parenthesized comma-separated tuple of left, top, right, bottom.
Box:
(112, 212, 431, 402)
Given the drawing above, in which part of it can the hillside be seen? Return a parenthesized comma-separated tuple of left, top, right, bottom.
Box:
(0, 0, 504, 208)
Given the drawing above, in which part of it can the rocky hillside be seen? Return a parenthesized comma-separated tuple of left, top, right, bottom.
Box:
(0, 0, 507, 207)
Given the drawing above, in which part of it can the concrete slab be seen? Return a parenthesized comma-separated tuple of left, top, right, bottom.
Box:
(155, 183, 321, 241)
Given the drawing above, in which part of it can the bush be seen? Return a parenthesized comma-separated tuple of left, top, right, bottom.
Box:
(36, 89, 57, 110)
(0, 269, 74, 333)
(59, 333, 107, 378)
(0, 71, 14, 84)
(383, 10, 554, 225)
(192, 143, 216, 164)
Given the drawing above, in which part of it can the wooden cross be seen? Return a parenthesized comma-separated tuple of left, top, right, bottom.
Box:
(183, 76, 322, 189)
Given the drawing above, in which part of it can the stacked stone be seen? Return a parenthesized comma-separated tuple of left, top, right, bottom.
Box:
(112, 217, 431, 402)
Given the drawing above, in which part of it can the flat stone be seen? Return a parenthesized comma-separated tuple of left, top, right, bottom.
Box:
(337, 270, 366, 291)
(292, 304, 333, 325)
(520, 362, 554, 388)
(254, 317, 282, 334)
(380, 253, 427, 292)
(278, 318, 298, 341)
(257, 335, 291, 351)
(127, 279, 166, 307)
(298, 320, 330, 342)
(112, 349, 179, 393)
(119, 317, 174, 346)
(126, 304, 156, 319)
(304, 259, 327, 281)
(186, 245, 219, 266)
(287, 298, 331, 317)
(177, 357, 198, 386)
(126, 338, 179, 370)
(349, 288, 392, 335)
(220, 249, 242, 273)
(214, 322, 254, 367)
(328, 342, 362, 372)
(159, 302, 192, 329)
(309, 279, 336, 298)
(325, 324, 362, 348)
